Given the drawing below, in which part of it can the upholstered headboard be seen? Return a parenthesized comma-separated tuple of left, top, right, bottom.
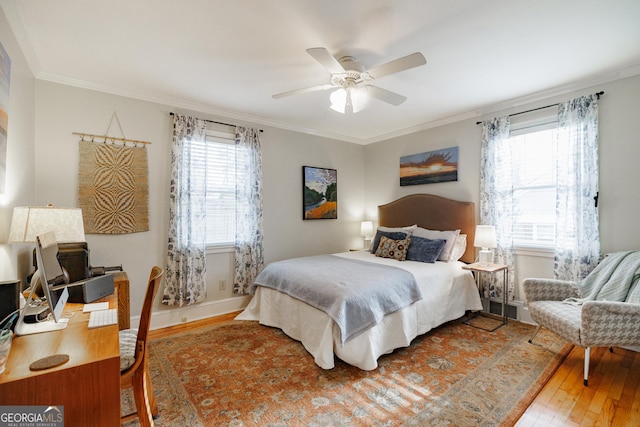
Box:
(377, 194, 476, 264)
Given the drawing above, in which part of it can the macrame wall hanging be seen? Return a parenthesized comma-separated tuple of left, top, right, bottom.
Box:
(75, 112, 151, 234)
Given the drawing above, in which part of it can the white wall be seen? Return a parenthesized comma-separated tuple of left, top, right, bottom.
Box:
(364, 74, 640, 306)
(31, 81, 365, 328)
(363, 116, 480, 220)
(0, 6, 36, 283)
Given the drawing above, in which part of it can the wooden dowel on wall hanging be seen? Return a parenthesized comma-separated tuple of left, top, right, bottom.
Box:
(72, 132, 152, 147)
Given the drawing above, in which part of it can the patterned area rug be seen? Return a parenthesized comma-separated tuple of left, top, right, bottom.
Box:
(123, 318, 571, 426)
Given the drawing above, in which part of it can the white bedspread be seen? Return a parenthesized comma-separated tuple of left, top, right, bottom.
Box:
(236, 251, 482, 370)
(251, 254, 421, 343)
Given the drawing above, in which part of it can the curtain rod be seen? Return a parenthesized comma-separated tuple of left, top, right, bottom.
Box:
(475, 91, 604, 125)
(169, 112, 263, 132)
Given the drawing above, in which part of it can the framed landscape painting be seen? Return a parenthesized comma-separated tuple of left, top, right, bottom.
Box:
(303, 166, 337, 220)
(400, 146, 458, 186)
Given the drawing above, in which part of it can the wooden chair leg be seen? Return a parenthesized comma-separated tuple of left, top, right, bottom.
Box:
(132, 367, 154, 427)
(144, 363, 158, 418)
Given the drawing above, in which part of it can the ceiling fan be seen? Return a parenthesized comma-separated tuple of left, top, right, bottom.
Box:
(273, 47, 427, 114)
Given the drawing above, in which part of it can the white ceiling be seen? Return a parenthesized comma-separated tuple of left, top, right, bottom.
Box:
(3, 0, 640, 144)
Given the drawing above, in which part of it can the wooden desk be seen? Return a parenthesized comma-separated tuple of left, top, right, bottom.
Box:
(112, 271, 130, 330)
(0, 293, 121, 426)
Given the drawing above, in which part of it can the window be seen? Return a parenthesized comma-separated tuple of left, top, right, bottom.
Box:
(509, 119, 558, 249)
(204, 130, 246, 247)
(482, 94, 599, 281)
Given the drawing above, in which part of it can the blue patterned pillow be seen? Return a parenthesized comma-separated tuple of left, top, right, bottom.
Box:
(370, 230, 409, 254)
(406, 236, 447, 263)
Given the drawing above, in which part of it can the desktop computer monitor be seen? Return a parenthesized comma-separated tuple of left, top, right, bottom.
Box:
(35, 232, 69, 322)
(15, 232, 70, 335)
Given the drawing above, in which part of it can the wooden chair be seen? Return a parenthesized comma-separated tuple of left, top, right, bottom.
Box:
(120, 266, 164, 426)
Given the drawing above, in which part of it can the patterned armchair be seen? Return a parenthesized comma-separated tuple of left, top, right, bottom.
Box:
(524, 277, 640, 386)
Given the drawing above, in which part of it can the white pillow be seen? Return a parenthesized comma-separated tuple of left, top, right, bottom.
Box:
(449, 234, 467, 262)
(413, 227, 461, 262)
(376, 225, 417, 234)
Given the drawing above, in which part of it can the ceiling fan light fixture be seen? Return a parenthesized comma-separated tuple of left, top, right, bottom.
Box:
(350, 86, 369, 113)
(274, 48, 426, 112)
(330, 88, 347, 113)
(330, 86, 369, 114)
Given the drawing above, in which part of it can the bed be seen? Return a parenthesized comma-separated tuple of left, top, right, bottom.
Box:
(236, 194, 483, 370)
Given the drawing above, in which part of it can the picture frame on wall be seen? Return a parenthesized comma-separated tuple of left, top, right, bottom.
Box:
(399, 146, 458, 186)
(303, 166, 337, 220)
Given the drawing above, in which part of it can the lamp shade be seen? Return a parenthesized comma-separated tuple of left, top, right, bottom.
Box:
(360, 221, 374, 238)
(8, 206, 85, 243)
(474, 225, 497, 249)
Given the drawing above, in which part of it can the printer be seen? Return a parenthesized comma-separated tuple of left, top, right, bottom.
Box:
(31, 242, 122, 303)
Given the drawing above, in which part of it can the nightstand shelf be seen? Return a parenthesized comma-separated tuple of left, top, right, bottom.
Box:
(462, 262, 508, 332)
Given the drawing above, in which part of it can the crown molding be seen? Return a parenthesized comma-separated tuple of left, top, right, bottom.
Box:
(34, 63, 640, 146)
(366, 63, 640, 144)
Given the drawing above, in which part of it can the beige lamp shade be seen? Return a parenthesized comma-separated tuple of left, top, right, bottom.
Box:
(8, 206, 86, 243)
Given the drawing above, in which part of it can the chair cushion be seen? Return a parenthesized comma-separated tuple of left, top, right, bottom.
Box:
(528, 301, 582, 344)
(119, 328, 138, 371)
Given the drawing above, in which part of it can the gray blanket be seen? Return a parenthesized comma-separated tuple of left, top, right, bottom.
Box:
(564, 251, 640, 305)
(252, 254, 422, 343)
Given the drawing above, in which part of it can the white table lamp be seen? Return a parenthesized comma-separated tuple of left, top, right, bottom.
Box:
(360, 221, 374, 248)
(8, 205, 86, 289)
(474, 225, 497, 266)
(9, 206, 85, 244)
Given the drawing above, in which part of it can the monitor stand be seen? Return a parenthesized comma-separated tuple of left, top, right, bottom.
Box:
(15, 317, 69, 335)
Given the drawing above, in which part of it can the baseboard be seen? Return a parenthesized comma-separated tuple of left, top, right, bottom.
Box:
(519, 305, 535, 325)
(129, 295, 252, 331)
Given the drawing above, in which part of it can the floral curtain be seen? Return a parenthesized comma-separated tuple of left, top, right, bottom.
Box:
(553, 94, 600, 280)
(233, 127, 264, 294)
(162, 114, 208, 306)
(480, 116, 516, 300)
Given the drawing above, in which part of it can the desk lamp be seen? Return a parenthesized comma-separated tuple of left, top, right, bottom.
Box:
(474, 225, 497, 266)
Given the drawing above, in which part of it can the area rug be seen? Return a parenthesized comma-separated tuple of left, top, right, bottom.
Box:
(124, 319, 571, 426)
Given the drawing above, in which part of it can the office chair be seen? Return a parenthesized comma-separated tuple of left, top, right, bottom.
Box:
(120, 266, 164, 426)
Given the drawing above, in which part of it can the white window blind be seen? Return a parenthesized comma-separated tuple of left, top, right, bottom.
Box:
(204, 130, 246, 246)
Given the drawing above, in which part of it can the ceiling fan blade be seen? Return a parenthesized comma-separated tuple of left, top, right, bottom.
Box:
(366, 52, 426, 80)
(306, 47, 346, 75)
(272, 84, 334, 99)
(367, 85, 407, 106)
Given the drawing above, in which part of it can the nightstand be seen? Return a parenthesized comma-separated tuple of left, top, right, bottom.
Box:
(462, 262, 508, 331)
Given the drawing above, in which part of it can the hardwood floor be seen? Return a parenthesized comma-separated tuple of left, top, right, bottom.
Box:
(148, 311, 239, 340)
(516, 345, 640, 427)
(149, 313, 640, 426)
